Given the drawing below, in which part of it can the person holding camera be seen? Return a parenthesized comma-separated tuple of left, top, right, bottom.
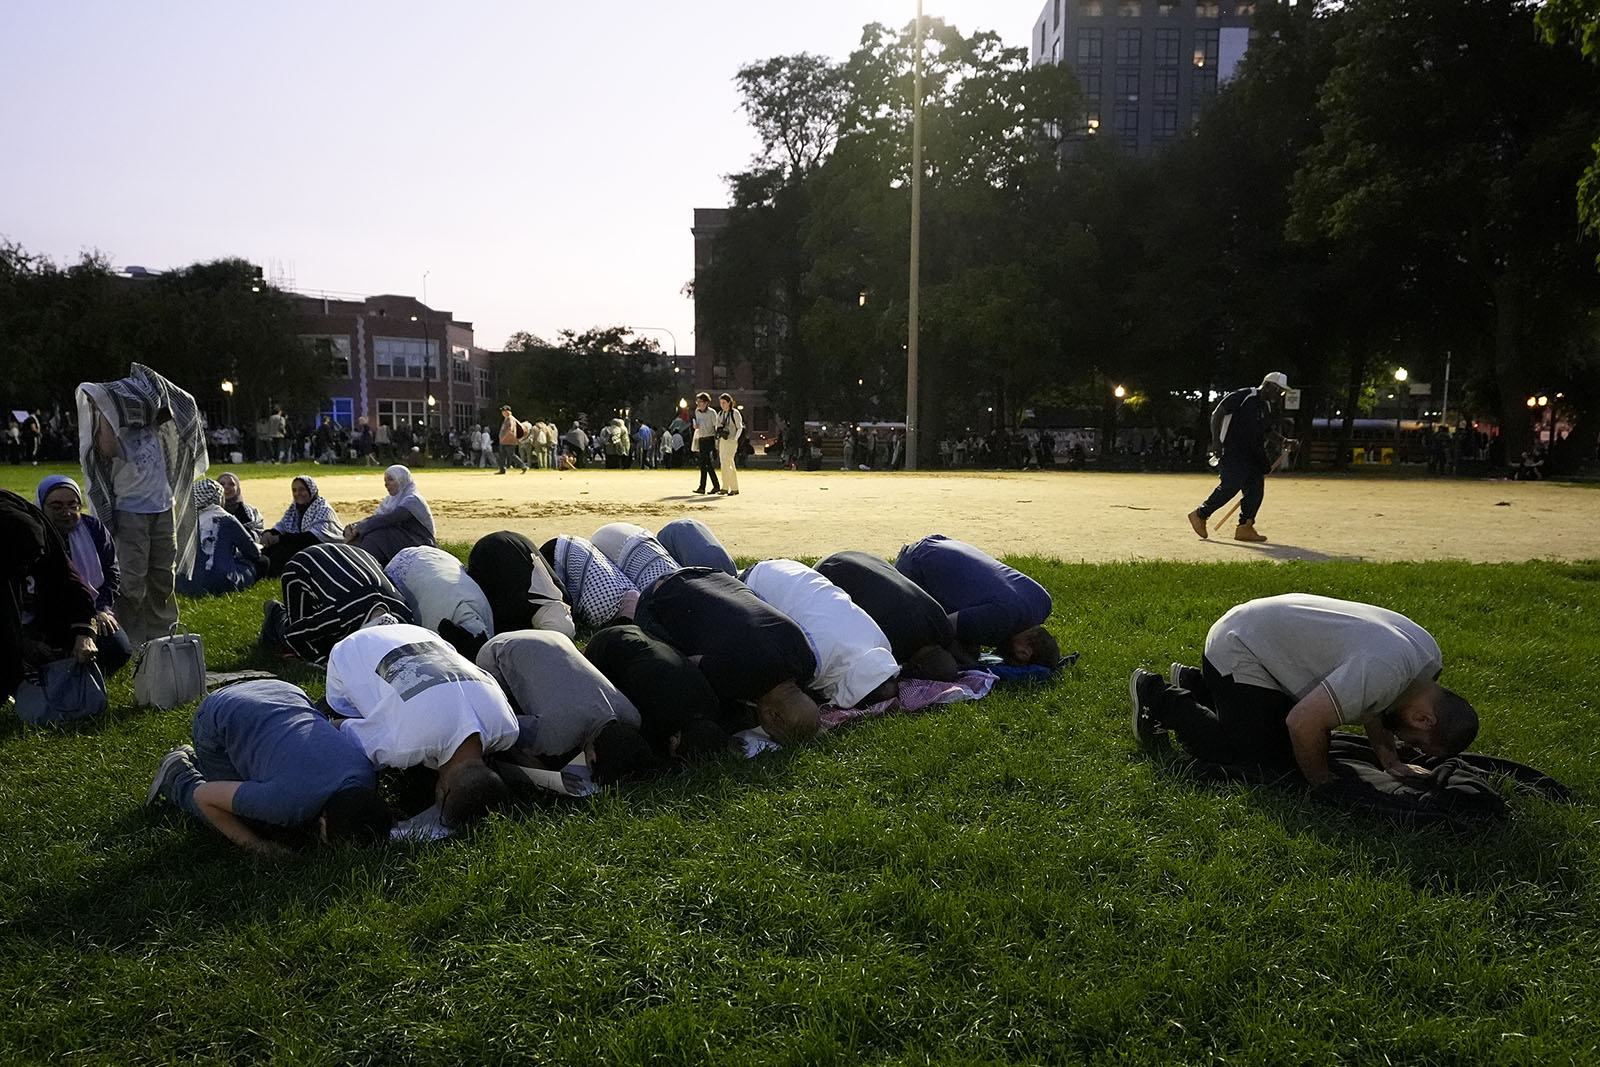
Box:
(716, 393, 743, 497)
(690, 393, 721, 496)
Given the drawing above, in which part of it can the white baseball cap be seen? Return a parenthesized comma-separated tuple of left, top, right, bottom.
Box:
(1262, 372, 1289, 390)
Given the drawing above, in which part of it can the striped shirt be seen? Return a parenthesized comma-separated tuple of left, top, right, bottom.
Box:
(280, 543, 411, 665)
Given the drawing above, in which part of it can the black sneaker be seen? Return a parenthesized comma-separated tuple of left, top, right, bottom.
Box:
(1129, 669, 1169, 750)
(145, 745, 197, 807)
(261, 600, 288, 647)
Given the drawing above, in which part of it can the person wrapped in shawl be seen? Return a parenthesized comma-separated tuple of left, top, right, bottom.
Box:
(262, 475, 343, 577)
(177, 479, 263, 597)
(35, 475, 133, 677)
(75, 363, 208, 646)
(384, 545, 494, 660)
(539, 534, 639, 629)
(589, 522, 680, 593)
(344, 465, 437, 566)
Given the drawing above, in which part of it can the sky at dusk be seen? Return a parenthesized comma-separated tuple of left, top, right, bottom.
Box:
(2, 1, 1046, 357)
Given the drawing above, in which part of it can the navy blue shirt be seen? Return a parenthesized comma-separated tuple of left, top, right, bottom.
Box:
(894, 535, 1051, 649)
(192, 679, 376, 826)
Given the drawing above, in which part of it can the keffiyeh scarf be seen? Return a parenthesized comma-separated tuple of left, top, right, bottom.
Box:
(75, 363, 209, 573)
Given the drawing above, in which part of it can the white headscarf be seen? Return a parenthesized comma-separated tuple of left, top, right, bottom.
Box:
(374, 465, 435, 536)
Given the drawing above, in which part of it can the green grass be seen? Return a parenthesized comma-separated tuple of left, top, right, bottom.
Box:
(3, 556, 1599, 1065)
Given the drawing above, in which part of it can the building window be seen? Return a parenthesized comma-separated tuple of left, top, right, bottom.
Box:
(320, 397, 355, 429)
(1194, 28, 1219, 69)
(1116, 28, 1141, 64)
(1040, 22, 1047, 56)
(1079, 0, 1103, 16)
(1054, 0, 1062, 27)
(1077, 28, 1102, 64)
(377, 399, 429, 429)
(1236, 1, 1256, 13)
(373, 336, 439, 380)
(1114, 69, 1140, 102)
(1153, 105, 1179, 141)
(452, 358, 472, 385)
(1053, 38, 1062, 63)
(1155, 27, 1180, 66)
(1158, 0, 1179, 13)
(1195, 1, 1220, 16)
(301, 335, 352, 378)
(1117, 0, 1142, 15)
(1113, 106, 1139, 150)
(1153, 67, 1179, 102)
(476, 367, 491, 400)
(1079, 67, 1102, 102)
(452, 402, 475, 433)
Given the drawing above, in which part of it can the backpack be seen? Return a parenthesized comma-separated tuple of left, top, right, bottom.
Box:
(1174, 733, 1570, 826)
(133, 623, 208, 710)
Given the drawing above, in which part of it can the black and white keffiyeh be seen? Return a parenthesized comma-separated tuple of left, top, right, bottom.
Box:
(552, 535, 637, 628)
(76, 363, 209, 573)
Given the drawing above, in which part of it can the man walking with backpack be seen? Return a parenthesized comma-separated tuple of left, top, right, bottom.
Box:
(495, 406, 528, 474)
(1187, 372, 1288, 543)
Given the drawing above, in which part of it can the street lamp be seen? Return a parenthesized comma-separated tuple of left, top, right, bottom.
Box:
(220, 379, 236, 440)
(411, 314, 433, 458)
(1393, 368, 1408, 458)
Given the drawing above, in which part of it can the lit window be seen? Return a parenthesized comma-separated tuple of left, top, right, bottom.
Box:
(373, 336, 439, 380)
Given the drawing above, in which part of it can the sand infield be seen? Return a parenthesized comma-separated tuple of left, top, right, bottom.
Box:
(302, 466, 1598, 565)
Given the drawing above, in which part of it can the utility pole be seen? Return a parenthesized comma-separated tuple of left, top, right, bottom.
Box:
(905, 0, 924, 471)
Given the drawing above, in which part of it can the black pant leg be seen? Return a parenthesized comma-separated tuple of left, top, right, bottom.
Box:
(1154, 656, 1296, 767)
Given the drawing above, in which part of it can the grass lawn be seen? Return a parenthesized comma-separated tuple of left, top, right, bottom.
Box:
(1, 525, 1597, 1062)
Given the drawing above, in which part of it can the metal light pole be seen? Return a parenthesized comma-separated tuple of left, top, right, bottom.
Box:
(411, 314, 433, 458)
(905, 0, 924, 471)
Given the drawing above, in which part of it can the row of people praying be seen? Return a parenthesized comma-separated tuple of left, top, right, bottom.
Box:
(147, 525, 1061, 850)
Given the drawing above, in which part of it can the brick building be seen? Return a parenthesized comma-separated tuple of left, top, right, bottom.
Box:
(293, 293, 495, 435)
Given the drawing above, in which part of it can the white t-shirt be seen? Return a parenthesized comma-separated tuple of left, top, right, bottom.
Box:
(1204, 594, 1444, 725)
(326, 623, 518, 770)
(744, 558, 899, 708)
(111, 423, 174, 514)
(385, 546, 494, 638)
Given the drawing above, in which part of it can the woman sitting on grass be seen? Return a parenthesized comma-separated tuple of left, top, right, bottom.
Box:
(262, 476, 343, 576)
(177, 479, 264, 598)
(34, 475, 132, 676)
(217, 471, 265, 542)
(342, 465, 437, 566)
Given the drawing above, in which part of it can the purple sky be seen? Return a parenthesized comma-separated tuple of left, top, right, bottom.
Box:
(2, 1, 1044, 357)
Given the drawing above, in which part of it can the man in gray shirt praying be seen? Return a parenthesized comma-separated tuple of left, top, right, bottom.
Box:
(1130, 593, 1479, 785)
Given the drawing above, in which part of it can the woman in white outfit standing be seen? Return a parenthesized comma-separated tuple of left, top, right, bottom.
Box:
(717, 393, 743, 496)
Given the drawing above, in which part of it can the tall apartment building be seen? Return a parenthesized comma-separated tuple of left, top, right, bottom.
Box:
(1032, 0, 1256, 155)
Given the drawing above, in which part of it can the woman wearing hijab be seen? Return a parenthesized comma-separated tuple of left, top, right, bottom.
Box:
(178, 479, 264, 597)
(216, 472, 265, 542)
(262, 476, 344, 577)
(342, 465, 437, 565)
(33, 476, 132, 677)
(715, 393, 743, 496)
(3, 490, 99, 712)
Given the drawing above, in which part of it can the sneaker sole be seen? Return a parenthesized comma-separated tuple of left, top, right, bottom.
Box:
(1129, 670, 1149, 744)
(1170, 662, 1185, 688)
(144, 746, 195, 807)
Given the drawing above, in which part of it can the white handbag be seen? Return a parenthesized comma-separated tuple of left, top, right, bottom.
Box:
(133, 623, 208, 709)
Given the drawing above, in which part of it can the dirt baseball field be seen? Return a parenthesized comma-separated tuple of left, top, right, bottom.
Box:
(306, 466, 1599, 564)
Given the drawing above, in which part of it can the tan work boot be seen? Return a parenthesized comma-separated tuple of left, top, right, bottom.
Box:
(1234, 522, 1267, 543)
(1187, 510, 1209, 540)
